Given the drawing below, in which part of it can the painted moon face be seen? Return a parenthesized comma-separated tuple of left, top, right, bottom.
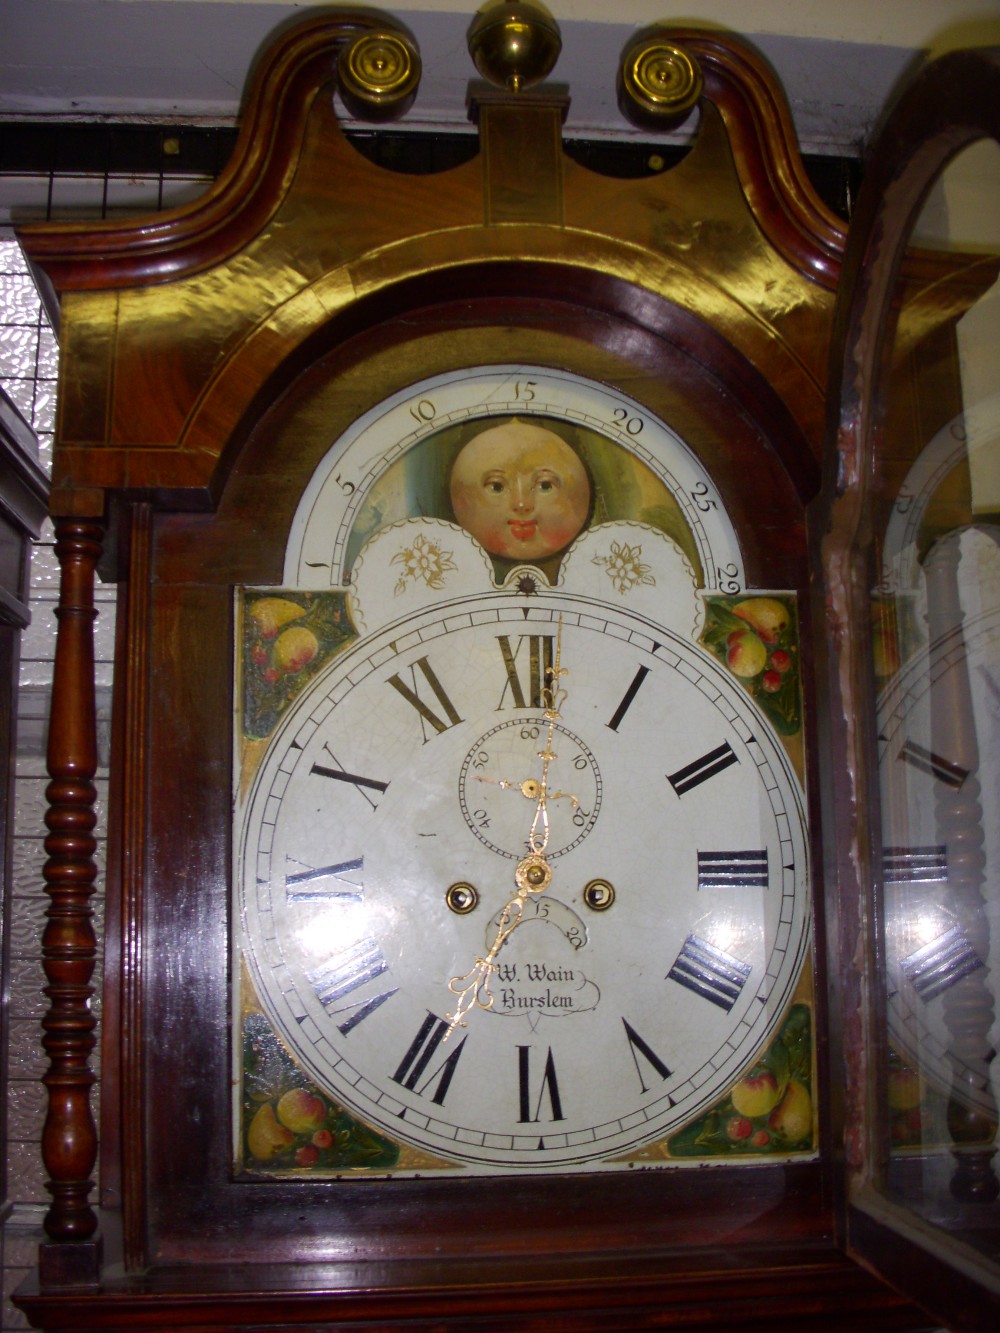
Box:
(450, 419, 591, 561)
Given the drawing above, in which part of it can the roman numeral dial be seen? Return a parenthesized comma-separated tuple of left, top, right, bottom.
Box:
(237, 593, 810, 1171)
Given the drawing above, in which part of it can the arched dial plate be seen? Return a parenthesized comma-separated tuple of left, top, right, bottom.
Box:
(284, 365, 744, 598)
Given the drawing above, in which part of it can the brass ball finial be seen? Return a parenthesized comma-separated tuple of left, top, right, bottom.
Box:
(337, 28, 422, 119)
(618, 33, 703, 128)
(468, 1, 561, 93)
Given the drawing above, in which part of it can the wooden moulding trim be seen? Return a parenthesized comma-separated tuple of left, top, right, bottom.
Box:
(15, 11, 411, 293)
(13, 1244, 922, 1327)
(661, 28, 848, 289)
(178, 249, 826, 495)
(119, 503, 153, 1271)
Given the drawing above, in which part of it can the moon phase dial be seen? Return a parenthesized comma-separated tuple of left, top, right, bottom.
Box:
(459, 719, 602, 858)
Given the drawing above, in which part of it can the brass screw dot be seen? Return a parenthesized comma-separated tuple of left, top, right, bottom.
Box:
(446, 882, 480, 915)
(583, 879, 615, 911)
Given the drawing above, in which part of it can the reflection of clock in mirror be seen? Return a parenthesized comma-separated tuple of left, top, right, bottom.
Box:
(872, 395, 1000, 1197)
(234, 368, 813, 1176)
(878, 534, 1000, 1147)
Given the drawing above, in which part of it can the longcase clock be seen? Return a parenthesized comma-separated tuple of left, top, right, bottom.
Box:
(13, 5, 992, 1328)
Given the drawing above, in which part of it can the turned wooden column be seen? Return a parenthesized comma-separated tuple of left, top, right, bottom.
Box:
(38, 516, 104, 1286)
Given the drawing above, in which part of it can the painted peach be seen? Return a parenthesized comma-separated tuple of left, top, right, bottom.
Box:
(731, 1070, 781, 1118)
(273, 626, 319, 674)
(276, 1088, 326, 1134)
(725, 629, 767, 678)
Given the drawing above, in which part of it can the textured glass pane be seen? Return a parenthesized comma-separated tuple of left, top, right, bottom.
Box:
(6, 892, 47, 955)
(36, 325, 59, 377)
(7, 1076, 47, 1138)
(31, 383, 56, 431)
(0, 237, 30, 274)
(2, 273, 43, 324)
(93, 601, 117, 664)
(18, 599, 57, 663)
(7, 1019, 47, 1078)
(35, 432, 54, 474)
(7, 1138, 49, 1204)
(12, 775, 51, 840)
(0, 324, 38, 380)
(28, 543, 59, 591)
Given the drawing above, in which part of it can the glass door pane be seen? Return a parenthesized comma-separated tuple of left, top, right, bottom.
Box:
(873, 136, 1000, 1249)
(825, 47, 1000, 1326)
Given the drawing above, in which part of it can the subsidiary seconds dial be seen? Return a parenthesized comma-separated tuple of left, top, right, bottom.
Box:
(236, 594, 810, 1171)
(460, 718, 602, 859)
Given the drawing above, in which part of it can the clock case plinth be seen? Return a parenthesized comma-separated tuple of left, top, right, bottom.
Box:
(14, 10, 972, 1329)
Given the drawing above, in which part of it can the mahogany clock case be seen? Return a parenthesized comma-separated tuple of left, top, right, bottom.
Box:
(11, 9, 971, 1329)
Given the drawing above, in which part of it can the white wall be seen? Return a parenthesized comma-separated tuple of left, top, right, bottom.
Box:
(4, 0, 1000, 152)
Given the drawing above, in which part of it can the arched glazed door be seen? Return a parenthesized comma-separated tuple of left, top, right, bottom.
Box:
(823, 45, 1000, 1329)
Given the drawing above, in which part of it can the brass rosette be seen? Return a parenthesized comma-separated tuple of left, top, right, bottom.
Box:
(337, 29, 421, 120)
(515, 854, 552, 896)
(618, 35, 703, 128)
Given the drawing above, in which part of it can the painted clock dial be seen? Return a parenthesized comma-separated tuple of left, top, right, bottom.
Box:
(233, 364, 812, 1176)
(236, 596, 810, 1171)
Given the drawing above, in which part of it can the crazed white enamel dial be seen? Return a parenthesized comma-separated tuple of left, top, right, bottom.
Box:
(236, 594, 810, 1172)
